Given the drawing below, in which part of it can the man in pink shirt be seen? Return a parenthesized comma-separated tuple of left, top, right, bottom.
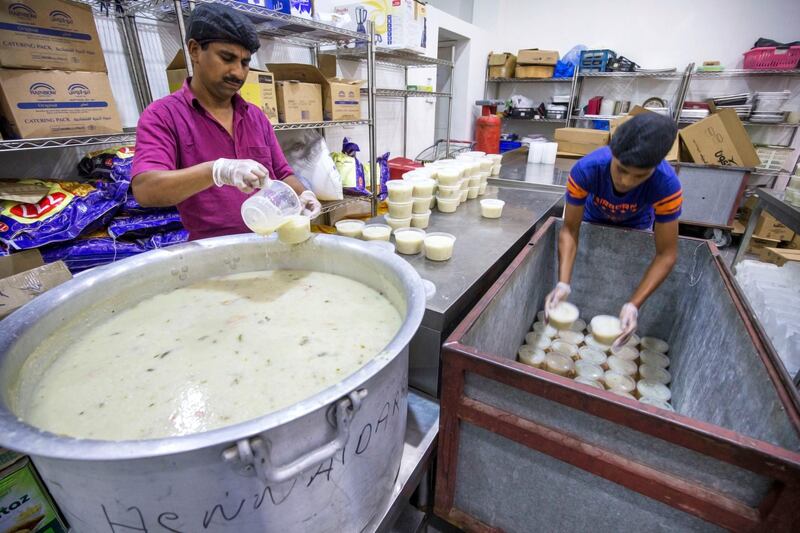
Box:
(131, 3, 321, 240)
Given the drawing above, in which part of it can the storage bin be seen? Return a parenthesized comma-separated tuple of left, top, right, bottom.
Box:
(579, 49, 617, 72)
(435, 218, 800, 532)
(743, 46, 800, 70)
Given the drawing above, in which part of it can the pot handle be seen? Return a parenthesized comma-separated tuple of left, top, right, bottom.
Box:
(222, 389, 367, 484)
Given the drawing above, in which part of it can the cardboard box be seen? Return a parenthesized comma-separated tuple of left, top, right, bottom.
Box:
(517, 49, 559, 65)
(0, 0, 106, 71)
(0, 69, 122, 139)
(269, 62, 362, 122)
(332, 0, 426, 54)
(781, 233, 800, 250)
(515, 65, 554, 79)
(754, 212, 795, 242)
(678, 108, 761, 168)
(554, 127, 610, 156)
(488, 52, 516, 79)
(0, 250, 71, 319)
(761, 247, 800, 266)
(275, 81, 322, 123)
(610, 105, 679, 161)
(0, 457, 68, 533)
(748, 235, 780, 255)
(166, 52, 279, 123)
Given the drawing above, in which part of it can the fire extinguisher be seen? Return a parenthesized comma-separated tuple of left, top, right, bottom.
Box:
(475, 100, 502, 154)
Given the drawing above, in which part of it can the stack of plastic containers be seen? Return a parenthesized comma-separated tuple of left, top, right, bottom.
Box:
(735, 259, 800, 376)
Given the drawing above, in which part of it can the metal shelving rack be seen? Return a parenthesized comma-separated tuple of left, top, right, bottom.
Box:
(0, 0, 455, 218)
(330, 46, 455, 159)
(484, 64, 800, 174)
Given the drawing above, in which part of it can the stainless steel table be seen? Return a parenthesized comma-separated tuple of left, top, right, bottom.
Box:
(732, 188, 800, 270)
(377, 182, 563, 396)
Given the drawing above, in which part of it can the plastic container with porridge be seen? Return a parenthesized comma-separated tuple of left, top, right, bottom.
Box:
(393, 228, 425, 255)
(424, 232, 456, 261)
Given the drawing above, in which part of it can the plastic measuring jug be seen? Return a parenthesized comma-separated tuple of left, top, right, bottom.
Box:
(241, 179, 301, 234)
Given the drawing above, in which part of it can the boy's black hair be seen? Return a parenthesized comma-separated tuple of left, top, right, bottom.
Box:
(609, 113, 678, 168)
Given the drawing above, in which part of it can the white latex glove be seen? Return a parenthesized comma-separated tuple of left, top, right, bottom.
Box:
(612, 302, 639, 350)
(544, 282, 571, 322)
(299, 190, 322, 219)
(212, 158, 268, 193)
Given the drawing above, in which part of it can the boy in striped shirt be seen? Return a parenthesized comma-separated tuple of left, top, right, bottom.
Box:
(545, 113, 682, 348)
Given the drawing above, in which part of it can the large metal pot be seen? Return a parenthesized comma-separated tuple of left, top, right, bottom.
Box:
(0, 234, 427, 533)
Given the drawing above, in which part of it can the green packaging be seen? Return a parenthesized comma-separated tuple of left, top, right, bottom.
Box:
(0, 457, 67, 533)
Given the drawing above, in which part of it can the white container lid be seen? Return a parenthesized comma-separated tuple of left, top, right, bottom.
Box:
(607, 355, 637, 376)
(518, 345, 546, 368)
(557, 329, 585, 346)
(640, 336, 669, 354)
(532, 321, 558, 338)
(551, 340, 579, 358)
(570, 318, 587, 332)
(640, 349, 670, 368)
(575, 360, 605, 381)
(584, 334, 612, 353)
(639, 364, 671, 385)
(578, 346, 607, 366)
(610, 389, 636, 400)
(525, 332, 552, 350)
(637, 380, 672, 402)
(545, 352, 574, 377)
(610, 345, 639, 362)
(604, 371, 636, 392)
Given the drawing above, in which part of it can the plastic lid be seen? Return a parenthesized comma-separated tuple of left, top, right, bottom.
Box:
(640, 349, 670, 368)
(335, 219, 365, 230)
(518, 345, 546, 368)
(584, 334, 612, 353)
(604, 371, 636, 392)
(640, 336, 669, 354)
(625, 333, 640, 347)
(607, 355, 637, 376)
(575, 360, 605, 381)
(557, 330, 585, 346)
(610, 345, 639, 361)
(480, 198, 505, 208)
(637, 380, 672, 402)
(578, 346, 607, 366)
(639, 364, 671, 385)
(545, 352, 574, 377)
(551, 340, 578, 358)
(525, 332, 552, 350)
(532, 321, 558, 338)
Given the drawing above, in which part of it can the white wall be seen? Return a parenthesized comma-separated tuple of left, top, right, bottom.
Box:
(474, 0, 800, 70)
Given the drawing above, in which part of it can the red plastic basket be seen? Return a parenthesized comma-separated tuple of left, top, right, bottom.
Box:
(743, 46, 800, 70)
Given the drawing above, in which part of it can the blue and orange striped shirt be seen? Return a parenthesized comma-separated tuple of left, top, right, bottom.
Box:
(565, 146, 682, 229)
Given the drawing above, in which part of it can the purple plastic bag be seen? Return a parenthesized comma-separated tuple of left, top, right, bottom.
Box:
(41, 236, 144, 273)
(108, 210, 183, 239)
(0, 179, 127, 251)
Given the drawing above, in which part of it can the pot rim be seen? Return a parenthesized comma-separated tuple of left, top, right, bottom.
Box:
(0, 234, 426, 460)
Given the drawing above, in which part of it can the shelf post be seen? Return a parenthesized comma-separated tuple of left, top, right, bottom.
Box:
(174, 0, 193, 77)
(403, 66, 408, 157)
(446, 45, 454, 158)
(119, 13, 152, 112)
(367, 21, 379, 216)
